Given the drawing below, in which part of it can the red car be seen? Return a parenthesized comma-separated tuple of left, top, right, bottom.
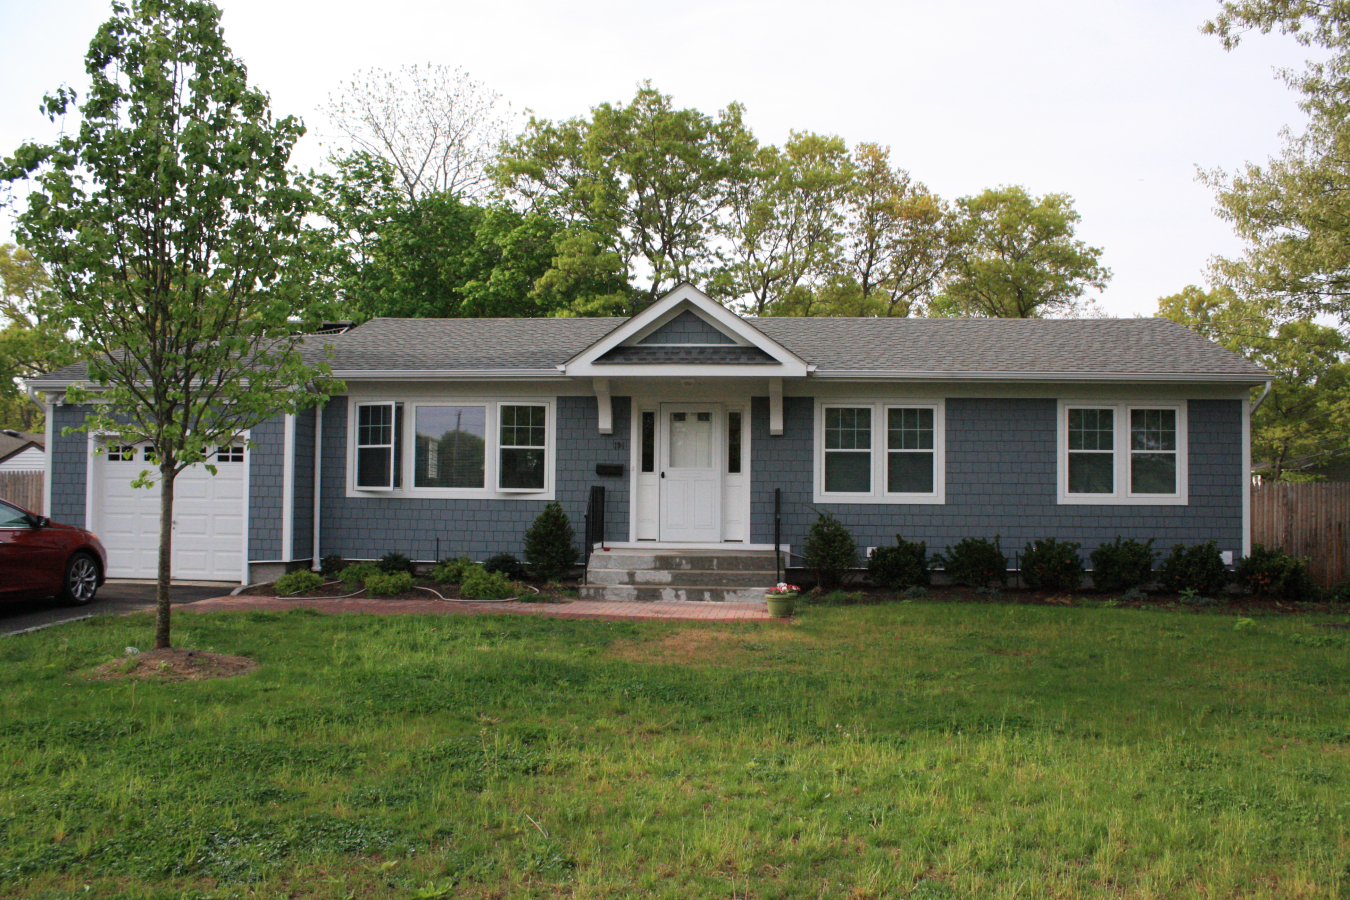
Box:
(0, 498, 107, 604)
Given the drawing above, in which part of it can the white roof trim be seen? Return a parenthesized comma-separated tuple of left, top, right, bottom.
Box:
(562, 283, 810, 377)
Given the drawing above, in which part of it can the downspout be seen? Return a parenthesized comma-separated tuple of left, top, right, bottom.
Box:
(1250, 381, 1272, 415)
(311, 402, 323, 572)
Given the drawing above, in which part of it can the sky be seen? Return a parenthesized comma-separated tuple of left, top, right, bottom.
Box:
(0, 0, 1322, 317)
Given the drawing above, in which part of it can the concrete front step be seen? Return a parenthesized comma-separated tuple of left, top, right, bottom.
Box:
(586, 550, 779, 572)
(586, 568, 779, 587)
(577, 584, 772, 603)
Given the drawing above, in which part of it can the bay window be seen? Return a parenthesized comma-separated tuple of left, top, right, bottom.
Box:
(350, 397, 552, 498)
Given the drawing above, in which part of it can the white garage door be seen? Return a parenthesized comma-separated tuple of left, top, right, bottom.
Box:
(95, 442, 246, 581)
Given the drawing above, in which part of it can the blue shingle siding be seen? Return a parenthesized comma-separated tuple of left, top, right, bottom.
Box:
(291, 408, 315, 562)
(638, 310, 734, 344)
(247, 414, 286, 560)
(49, 404, 89, 526)
(750, 396, 1245, 561)
(318, 395, 630, 562)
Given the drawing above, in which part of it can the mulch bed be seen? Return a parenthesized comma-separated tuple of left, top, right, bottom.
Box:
(86, 648, 258, 682)
(237, 578, 575, 604)
(803, 584, 1350, 616)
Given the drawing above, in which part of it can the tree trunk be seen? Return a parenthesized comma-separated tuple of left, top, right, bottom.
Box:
(154, 459, 176, 649)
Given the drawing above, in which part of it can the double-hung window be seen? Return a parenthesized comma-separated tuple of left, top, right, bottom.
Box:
(816, 400, 944, 503)
(356, 402, 404, 490)
(1059, 401, 1186, 504)
(499, 404, 547, 491)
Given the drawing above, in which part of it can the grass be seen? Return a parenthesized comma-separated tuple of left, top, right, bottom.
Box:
(1, 602, 1349, 899)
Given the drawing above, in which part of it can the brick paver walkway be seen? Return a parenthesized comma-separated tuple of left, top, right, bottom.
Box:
(184, 595, 779, 622)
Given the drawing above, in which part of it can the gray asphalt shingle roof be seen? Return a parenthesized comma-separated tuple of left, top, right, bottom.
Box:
(30, 314, 1268, 383)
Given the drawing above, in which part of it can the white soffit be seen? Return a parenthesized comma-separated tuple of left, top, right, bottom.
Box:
(562, 283, 810, 377)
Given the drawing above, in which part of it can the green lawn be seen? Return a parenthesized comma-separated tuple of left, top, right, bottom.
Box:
(1, 602, 1349, 899)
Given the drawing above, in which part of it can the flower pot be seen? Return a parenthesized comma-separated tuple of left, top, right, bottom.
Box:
(766, 593, 797, 617)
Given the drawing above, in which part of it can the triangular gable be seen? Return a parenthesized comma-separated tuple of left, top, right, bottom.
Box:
(562, 283, 810, 377)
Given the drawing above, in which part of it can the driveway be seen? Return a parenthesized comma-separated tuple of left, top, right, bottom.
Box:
(0, 580, 233, 636)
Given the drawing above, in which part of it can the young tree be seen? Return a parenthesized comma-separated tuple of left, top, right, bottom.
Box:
(0, 244, 80, 432)
(495, 82, 756, 315)
(326, 64, 511, 202)
(2, 0, 336, 648)
(943, 186, 1110, 318)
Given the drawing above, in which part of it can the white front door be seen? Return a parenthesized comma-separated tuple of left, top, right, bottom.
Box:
(659, 404, 722, 542)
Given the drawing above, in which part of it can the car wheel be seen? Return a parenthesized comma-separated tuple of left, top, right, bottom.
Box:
(59, 552, 101, 606)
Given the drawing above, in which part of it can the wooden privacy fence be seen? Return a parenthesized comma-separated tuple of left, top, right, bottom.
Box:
(0, 471, 43, 513)
(1251, 482, 1350, 587)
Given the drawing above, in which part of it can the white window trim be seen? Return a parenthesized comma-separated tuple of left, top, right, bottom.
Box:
(353, 400, 400, 491)
(496, 401, 552, 494)
(346, 396, 555, 500)
(1057, 400, 1188, 506)
(813, 399, 946, 505)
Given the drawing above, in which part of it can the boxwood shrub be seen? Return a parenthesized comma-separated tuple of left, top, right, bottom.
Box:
(867, 536, 930, 590)
(1089, 537, 1157, 593)
(936, 536, 1007, 588)
(1020, 538, 1084, 593)
(1157, 541, 1230, 596)
(274, 570, 322, 597)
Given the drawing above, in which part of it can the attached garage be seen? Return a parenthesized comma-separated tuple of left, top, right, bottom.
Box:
(92, 441, 247, 582)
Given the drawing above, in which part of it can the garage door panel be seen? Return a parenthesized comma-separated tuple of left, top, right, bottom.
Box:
(96, 445, 245, 582)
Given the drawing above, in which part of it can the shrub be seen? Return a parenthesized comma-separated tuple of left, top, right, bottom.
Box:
(525, 501, 579, 581)
(376, 551, 415, 574)
(431, 555, 475, 585)
(804, 512, 858, 589)
(1020, 538, 1084, 593)
(1326, 579, 1350, 604)
(1157, 541, 1230, 596)
(483, 552, 527, 581)
(274, 570, 322, 596)
(365, 570, 415, 597)
(1089, 537, 1157, 593)
(339, 562, 379, 586)
(1236, 543, 1316, 600)
(867, 536, 930, 590)
(460, 565, 515, 600)
(319, 554, 346, 577)
(936, 536, 1007, 588)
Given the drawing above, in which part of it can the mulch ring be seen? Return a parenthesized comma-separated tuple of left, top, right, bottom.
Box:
(235, 579, 573, 603)
(87, 648, 258, 682)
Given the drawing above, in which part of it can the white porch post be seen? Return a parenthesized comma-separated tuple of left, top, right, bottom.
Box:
(769, 377, 783, 436)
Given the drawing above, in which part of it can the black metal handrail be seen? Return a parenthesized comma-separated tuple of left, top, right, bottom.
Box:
(583, 485, 605, 585)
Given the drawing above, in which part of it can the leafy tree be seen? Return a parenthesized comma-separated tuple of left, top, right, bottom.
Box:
(0, 245, 80, 432)
(942, 186, 1110, 318)
(716, 131, 851, 316)
(313, 151, 595, 320)
(1159, 284, 1350, 480)
(495, 82, 756, 315)
(326, 64, 510, 201)
(1202, 3, 1350, 323)
(2, 0, 337, 649)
